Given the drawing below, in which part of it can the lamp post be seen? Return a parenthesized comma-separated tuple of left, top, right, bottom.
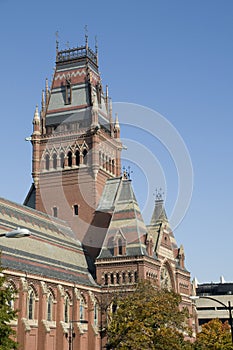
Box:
(66, 319, 88, 350)
(191, 295, 233, 344)
(0, 227, 31, 238)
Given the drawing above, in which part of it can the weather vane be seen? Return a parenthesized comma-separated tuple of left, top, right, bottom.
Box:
(153, 188, 164, 201)
(122, 166, 133, 180)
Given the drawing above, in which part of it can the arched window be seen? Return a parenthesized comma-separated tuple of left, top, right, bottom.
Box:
(116, 273, 120, 284)
(28, 288, 35, 320)
(104, 273, 108, 285)
(122, 272, 126, 284)
(94, 302, 98, 326)
(64, 294, 70, 323)
(67, 151, 72, 167)
(75, 150, 80, 166)
(79, 297, 85, 321)
(60, 152, 65, 168)
(45, 154, 50, 171)
(112, 159, 115, 174)
(110, 273, 114, 284)
(83, 149, 88, 165)
(53, 153, 57, 169)
(47, 293, 53, 321)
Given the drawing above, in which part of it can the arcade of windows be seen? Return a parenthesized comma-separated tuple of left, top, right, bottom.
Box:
(99, 151, 116, 175)
(24, 285, 96, 325)
(102, 270, 138, 286)
(44, 147, 88, 172)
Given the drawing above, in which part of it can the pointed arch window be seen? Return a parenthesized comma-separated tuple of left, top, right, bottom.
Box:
(45, 154, 50, 171)
(75, 150, 80, 166)
(60, 152, 65, 169)
(28, 288, 35, 320)
(118, 238, 123, 255)
(83, 149, 88, 165)
(79, 297, 85, 321)
(67, 151, 72, 167)
(47, 293, 53, 321)
(64, 294, 70, 323)
(53, 153, 57, 169)
(94, 301, 98, 326)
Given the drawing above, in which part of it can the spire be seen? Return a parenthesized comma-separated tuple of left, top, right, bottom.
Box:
(85, 25, 89, 50)
(150, 194, 168, 225)
(45, 78, 49, 106)
(41, 89, 45, 112)
(95, 35, 98, 66)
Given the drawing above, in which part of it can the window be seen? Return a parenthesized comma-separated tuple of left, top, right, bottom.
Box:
(65, 80, 72, 104)
(83, 149, 88, 165)
(94, 302, 98, 326)
(60, 152, 65, 169)
(47, 293, 53, 321)
(64, 295, 70, 323)
(67, 151, 72, 167)
(75, 150, 80, 166)
(53, 207, 58, 217)
(53, 153, 57, 169)
(45, 154, 50, 171)
(118, 239, 123, 255)
(73, 204, 79, 216)
(28, 288, 35, 320)
(80, 298, 84, 321)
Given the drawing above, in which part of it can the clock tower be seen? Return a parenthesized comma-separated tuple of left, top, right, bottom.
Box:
(25, 37, 122, 241)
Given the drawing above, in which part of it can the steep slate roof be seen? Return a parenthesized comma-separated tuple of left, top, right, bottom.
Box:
(150, 199, 168, 225)
(97, 177, 148, 259)
(0, 197, 95, 286)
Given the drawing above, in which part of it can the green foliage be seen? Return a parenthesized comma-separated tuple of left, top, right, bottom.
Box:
(0, 254, 18, 350)
(106, 280, 193, 350)
(193, 318, 233, 350)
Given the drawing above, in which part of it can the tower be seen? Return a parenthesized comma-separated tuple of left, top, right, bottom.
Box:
(25, 37, 122, 241)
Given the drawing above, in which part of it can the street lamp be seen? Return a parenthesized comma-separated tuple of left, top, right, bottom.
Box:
(191, 295, 233, 344)
(0, 227, 31, 238)
(66, 319, 88, 350)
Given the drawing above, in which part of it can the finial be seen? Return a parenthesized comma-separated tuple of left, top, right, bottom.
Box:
(85, 25, 88, 49)
(115, 113, 120, 129)
(65, 41, 70, 49)
(33, 105, 40, 122)
(55, 31, 59, 54)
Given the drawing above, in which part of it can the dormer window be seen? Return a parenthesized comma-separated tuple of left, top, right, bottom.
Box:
(65, 77, 72, 104)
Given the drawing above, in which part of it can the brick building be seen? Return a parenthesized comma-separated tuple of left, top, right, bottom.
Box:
(0, 37, 194, 349)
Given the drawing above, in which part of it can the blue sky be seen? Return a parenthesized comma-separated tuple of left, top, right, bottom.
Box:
(0, 0, 233, 283)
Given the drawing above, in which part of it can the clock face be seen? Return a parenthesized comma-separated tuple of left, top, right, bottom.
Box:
(160, 266, 172, 290)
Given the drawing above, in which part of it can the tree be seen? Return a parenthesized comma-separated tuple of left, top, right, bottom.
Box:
(193, 318, 233, 350)
(0, 254, 18, 349)
(106, 281, 193, 350)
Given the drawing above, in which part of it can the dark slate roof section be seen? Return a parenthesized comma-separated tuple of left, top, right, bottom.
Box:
(150, 199, 168, 225)
(96, 177, 121, 212)
(0, 197, 96, 286)
(23, 183, 35, 208)
(97, 178, 148, 259)
(46, 109, 92, 127)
